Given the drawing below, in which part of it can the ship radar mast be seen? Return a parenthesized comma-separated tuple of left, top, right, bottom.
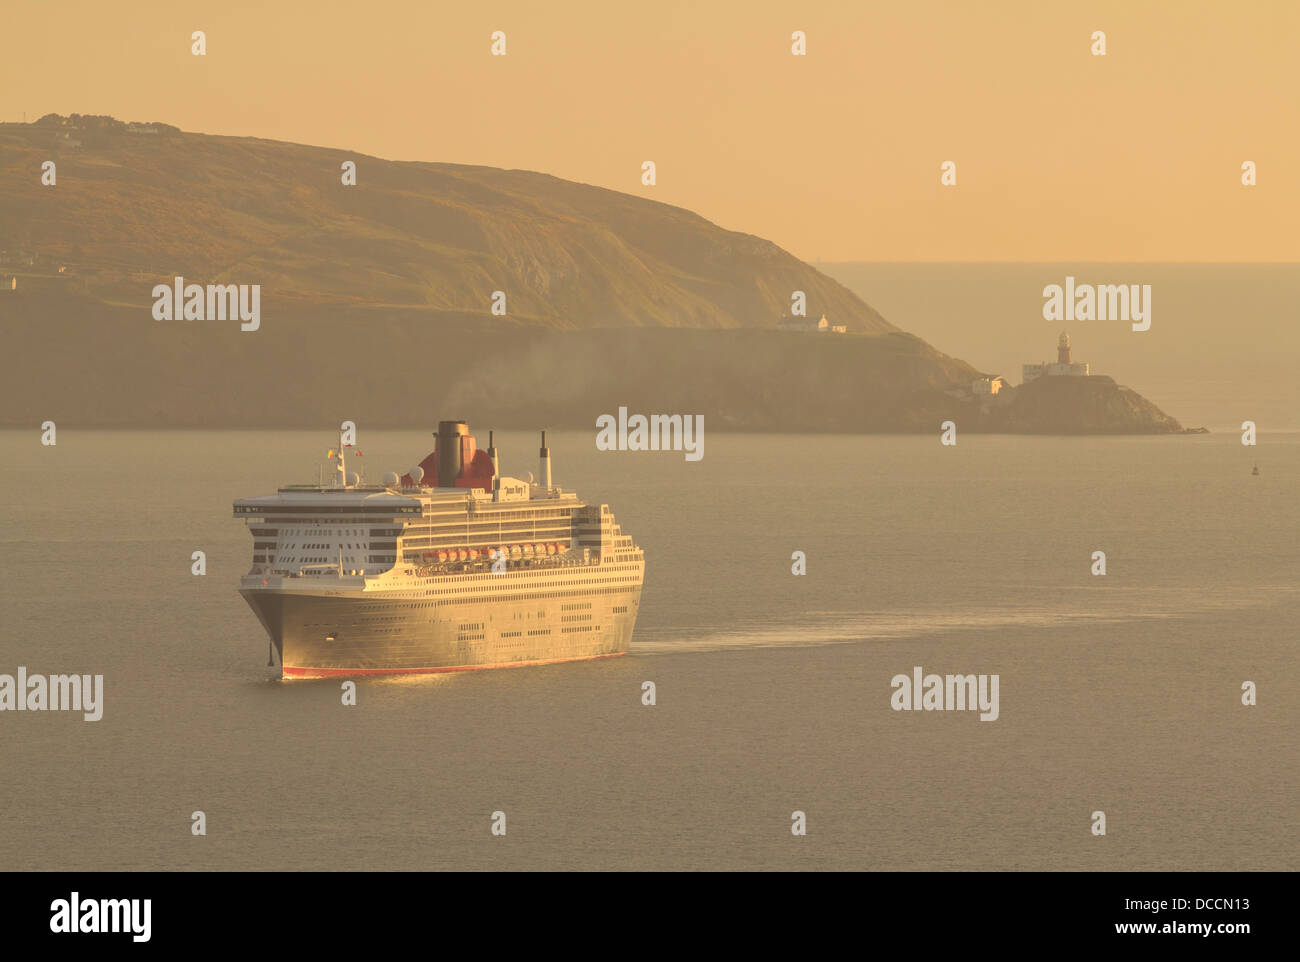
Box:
(539, 430, 552, 493)
(489, 431, 501, 499)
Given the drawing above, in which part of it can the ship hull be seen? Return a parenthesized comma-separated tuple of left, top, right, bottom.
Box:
(279, 652, 626, 679)
(240, 571, 641, 678)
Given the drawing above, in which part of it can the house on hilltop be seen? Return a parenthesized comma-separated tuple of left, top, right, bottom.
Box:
(777, 313, 847, 333)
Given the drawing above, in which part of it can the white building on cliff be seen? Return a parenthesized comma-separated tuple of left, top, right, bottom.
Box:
(1023, 332, 1090, 383)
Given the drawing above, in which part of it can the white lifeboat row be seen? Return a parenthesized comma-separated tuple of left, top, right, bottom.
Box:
(418, 543, 568, 563)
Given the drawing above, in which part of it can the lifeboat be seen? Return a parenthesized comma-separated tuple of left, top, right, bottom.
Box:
(521, 544, 534, 557)
(545, 543, 556, 555)
(456, 548, 468, 561)
(436, 550, 449, 562)
(510, 545, 522, 558)
(467, 548, 480, 561)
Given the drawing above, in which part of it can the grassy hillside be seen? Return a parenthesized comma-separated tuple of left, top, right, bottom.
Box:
(0, 114, 891, 331)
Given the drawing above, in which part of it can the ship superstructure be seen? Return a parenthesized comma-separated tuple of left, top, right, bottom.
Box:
(233, 421, 644, 677)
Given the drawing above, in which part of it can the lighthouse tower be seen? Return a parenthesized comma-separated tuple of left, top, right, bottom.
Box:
(1023, 331, 1090, 382)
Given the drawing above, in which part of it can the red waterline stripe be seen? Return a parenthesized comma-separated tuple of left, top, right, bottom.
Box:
(281, 651, 627, 679)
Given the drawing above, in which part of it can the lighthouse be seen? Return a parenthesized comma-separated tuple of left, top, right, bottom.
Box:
(1022, 331, 1091, 383)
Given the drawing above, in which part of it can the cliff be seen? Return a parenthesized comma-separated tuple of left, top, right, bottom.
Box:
(986, 375, 1186, 434)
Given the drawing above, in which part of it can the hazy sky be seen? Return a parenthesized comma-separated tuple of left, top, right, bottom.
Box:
(4, 0, 1296, 261)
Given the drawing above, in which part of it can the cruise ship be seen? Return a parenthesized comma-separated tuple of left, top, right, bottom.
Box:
(233, 421, 644, 678)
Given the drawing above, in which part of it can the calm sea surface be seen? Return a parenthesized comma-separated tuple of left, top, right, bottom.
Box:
(1, 430, 1295, 870)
